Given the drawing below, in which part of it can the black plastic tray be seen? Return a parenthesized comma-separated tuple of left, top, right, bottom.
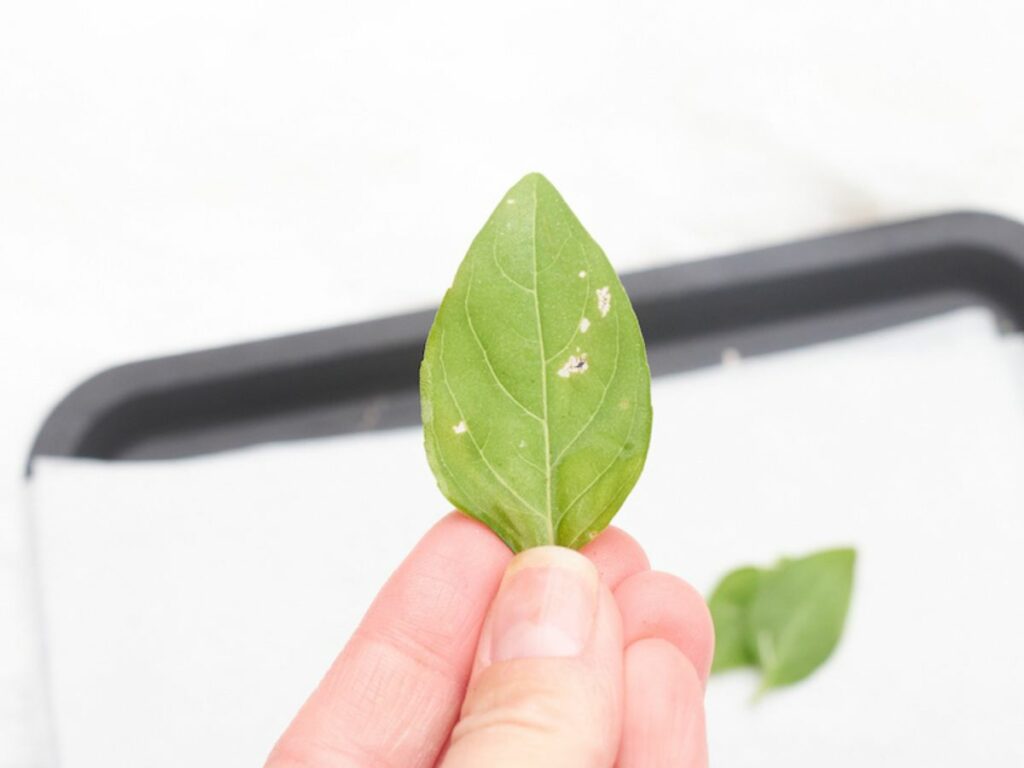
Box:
(27, 211, 1024, 472)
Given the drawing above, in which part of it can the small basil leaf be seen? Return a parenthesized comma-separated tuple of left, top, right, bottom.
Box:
(420, 173, 652, 552)
(708, 566, 762, 673)
(750, 548, 856, 690)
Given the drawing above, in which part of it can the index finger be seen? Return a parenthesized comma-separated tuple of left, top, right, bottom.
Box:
(266, 512, 512, 768)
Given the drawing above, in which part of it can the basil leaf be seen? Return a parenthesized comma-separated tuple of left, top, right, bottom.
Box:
(708, 566, 762, 673)
(750, 548, 857, 690)
(420, 173, 652, 552)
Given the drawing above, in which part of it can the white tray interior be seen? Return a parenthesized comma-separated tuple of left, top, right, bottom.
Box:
(29, 307, 1024, 766)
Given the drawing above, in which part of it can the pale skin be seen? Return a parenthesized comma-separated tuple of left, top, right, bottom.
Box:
(266, 513, 713, 768)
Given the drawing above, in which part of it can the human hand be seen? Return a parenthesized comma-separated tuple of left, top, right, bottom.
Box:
(265, 513, 713, 768)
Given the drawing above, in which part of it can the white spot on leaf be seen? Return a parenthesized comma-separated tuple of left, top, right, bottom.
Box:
(453, 421, 468, 434)
(557, 353, 589, 378)
(596, 286, 611, 317)
(579, 317, 591, 333)
(506, 198, 516, 205)
(578, 270, 587, 278)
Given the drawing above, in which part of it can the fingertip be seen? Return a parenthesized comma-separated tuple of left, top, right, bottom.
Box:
(470, 545, 609, 675)
(363, 512, 512, 657)
(581, 526, 650, 590)
(435, 510, 515, 553)
(448, 556, 624, 768)
(502, 544, 599, 582)
(615, 570, 715, 684)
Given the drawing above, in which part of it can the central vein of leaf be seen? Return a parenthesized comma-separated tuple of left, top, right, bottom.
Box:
(531, 195, 554, 544)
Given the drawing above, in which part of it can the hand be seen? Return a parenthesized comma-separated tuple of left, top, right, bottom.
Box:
(265, 513, 713, 768)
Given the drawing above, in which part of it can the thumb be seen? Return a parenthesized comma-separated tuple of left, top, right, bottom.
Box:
(441, 546, 623, 768)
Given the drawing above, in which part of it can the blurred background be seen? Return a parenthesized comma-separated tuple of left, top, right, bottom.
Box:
(3, 1, 1024, 765)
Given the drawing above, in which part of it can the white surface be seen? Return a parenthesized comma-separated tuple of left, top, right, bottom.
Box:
(3, 0, 1024, 765)
(29, 310, 1024, 766)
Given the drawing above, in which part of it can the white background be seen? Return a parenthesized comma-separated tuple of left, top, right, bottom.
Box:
(3, 1, 1024, 765)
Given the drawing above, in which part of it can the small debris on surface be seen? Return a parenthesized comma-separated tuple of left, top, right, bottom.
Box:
(558, 353, 589, 378)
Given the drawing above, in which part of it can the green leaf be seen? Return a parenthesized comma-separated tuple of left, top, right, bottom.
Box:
(708, 566, 762, 673)
(419, 173, 653, 552)
(750, 548, 857, 691)
(708, 548, 857, 694)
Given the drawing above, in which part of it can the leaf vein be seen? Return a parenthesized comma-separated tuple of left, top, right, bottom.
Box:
(532, 187, 555, 543)
(490, 226, 535, 292)
(544, 258, 592, 364)
(558, 370, 643, 534)
(438, 330, 544, 519)
(552, 308, 622, 466)
(536, 234, 577, 274)
(464, 262, 544, 423)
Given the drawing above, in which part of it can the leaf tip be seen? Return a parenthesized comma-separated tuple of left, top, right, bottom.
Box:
(509, 171, 558, 199)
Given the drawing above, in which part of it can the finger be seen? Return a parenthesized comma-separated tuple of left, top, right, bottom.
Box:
(443, 547, 624, 768)
(614, 570, 715, 684)
(433, 529, 642, 768)
(618, 638, 708, 768)
(266, 512, 512, 768)
(580, 526, 650, 590)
